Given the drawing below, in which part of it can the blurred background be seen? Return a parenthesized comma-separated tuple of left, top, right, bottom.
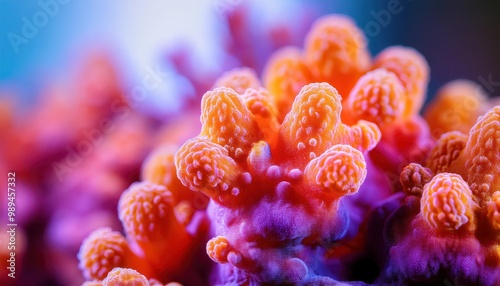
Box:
(0, 1, 499, 285)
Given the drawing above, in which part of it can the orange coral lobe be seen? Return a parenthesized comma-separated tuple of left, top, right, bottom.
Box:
(305, 144, 367, 199)
(461, 106, 500, 203)
(421, 173, 476, 232)
(118, 182, 175, 242)
(304, 14, 371, 97)
(201, 87, 261, 159)
(206, 236, 231, 263)
(263, 47, 313, 122)
(141, 146, 178, 187)
(486, 191, 500, 232)
(102, 268, 149, 286)
(345, 69, 406, 127)
(400, 163, 433, 197)
(213, 67, 261, 95)
(280, 82, 342, 159)
(372, 46, 429, 116)
(424, 80, 488, 139)
(241, 88, 280, 142)
(426, 131, 467, 174)
(334, 120, 381, 153)
(175, 137, 239, 201)
(78, 227, 129, 281)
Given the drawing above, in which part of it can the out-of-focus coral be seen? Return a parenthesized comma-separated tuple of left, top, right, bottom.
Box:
(78, 227, 132, 281)
(304, 14, 371, 98)
(213, 67, 261, 95)
(372, 46, 429, 116)
(118, 182, 191, 275)
(424, 80, 492, 139)
(78, 180, 209, 285)
(5, 2, 499, 284)
(263, 47, 313, 122)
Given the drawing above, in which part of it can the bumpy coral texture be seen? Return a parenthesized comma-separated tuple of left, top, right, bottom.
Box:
(421, 173, 476, 232)
(71, 11, 500, 286)
(213, 67, 262, 95)
(118, 182, 192, 274)
(263, 47, 313, 122)
(78, 227, 130, 281)
(424, 80, 490, 139)
(458, 106, 500, 204)
(344, 68, 406, 127)
(399, 163, 432, 197)
(102, 268, 149, 286)
(372, 46, 429, 116)
(176, 81, 380, 284)
(384, 106, 500, 284)
(304, 14, 371, 97)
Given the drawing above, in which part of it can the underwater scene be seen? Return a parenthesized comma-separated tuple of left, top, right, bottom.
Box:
(1, 1, 500, 285)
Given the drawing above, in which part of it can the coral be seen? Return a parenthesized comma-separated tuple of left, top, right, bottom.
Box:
(383, 106, 500, 284)
(304, 14, 371, 97)
(200, 87, 262, 159)
(55, 8, 498, 286)
(420, 173, 476, 232)
(118, 182, 192, 274)
(424, 80, 489, 139)
(213, 67, 262, 95)
(457, 106, 500, 204)
(140, 145, 200, 205)
(263, 47, 313, 122)
(344, 69, 406, 128)
(175, 81, 380, 284)
(372, 46, 429, 116)
(78, 227, 131, 281)
(241, 88, 280, 142)
(399, 163, 433, 197)
(486, 191, 500, 232)
(102, 268, 150, 286)
(425, 131, 468, 174)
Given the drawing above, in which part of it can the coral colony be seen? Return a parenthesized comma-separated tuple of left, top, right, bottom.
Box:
(73, 14, 500, 285)
(3, 10, 499, 286)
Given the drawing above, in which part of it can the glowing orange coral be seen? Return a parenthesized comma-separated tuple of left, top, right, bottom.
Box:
(101, 268, 149, 286)
(372, 46, 429, 116)
(241, 88, 280, 142)
(459, 106, 500, 203)
(175, 137, 240, 203)
(400, 163, 433, 197)
(278, 82, 380, 164)
(140, 145, 194, 204)
(344, 68, 406, 127)
(213, 67, 261, 95)
(304, 144, 367, 199)
(486, 191, 500, 232)
(200, 87, 262, 159)
(263, 47, 313, 122)
(420, 173, 476, 232)
(425, 131, 467, 174)
(206, 236, 231, 263)
(304, 14, 371, 97)
(118, 182, 191, 272)
(279, 82, 341, 160)
(78, 227, 130, 281)
(118, 182, 176, 242)
(424, 80, 488, 139)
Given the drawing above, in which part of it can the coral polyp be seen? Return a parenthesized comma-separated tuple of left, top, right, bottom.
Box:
(420, 173, 476, 232)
